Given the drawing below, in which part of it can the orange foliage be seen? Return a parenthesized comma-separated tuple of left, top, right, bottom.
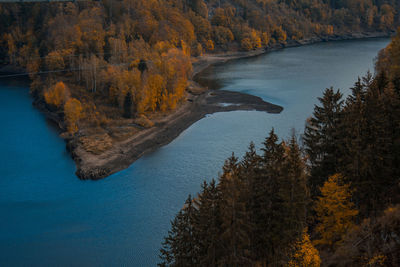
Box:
(64, 98, 83, 133)
(288, 230, 321, 267)
(206, 39, 214, 51)
(44, 82, 70, 108)
(314, 174, 358, 248)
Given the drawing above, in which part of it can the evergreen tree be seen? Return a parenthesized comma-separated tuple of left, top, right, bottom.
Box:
(303, 87, 344, 196)
(123, 91, 133, 118)
(159, 195, 198, 267)
(340, 78, 368, 186)
(193, 179, 222, 266)
(253, 129, 286, 264)
(239, 142, 261, 262)
(276, 136, 309, 261)
(218, 154, 251, 266)
(354, 79, 394, 216)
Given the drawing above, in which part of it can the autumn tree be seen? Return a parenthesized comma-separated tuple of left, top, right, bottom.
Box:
(64, 98, 83, 134)
(44, 81, 70, 108)
(314, 174, 358, 249)
(288, 229, 321, 267)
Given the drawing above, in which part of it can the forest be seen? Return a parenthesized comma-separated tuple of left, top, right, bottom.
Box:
(0, 0, 399, 150)
(158, 30, 400, 266)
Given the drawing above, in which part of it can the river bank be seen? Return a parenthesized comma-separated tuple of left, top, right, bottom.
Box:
(18, 31, 394, 179)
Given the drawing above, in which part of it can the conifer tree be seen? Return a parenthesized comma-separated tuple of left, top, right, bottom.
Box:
(193, 179, 222, 266)
(314, 174, 358, 249)
(340, 78, 368, 185)
(276, 136, 309, 260)
(252, 129, 286, 263)
(218, 154, 251, 266)
(123, 91, 133, 118)
(303, 87, 344, 196)
(159, 195, 198, 267)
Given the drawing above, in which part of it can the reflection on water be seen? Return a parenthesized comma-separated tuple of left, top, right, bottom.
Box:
(0, 38, 390, 266)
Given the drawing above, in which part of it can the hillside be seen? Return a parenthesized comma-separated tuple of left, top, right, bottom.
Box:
(0, 0, 399, 178)
(159, 29, 400, 267)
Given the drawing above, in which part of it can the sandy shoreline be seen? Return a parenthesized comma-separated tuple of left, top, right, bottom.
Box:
(72, 85, 283, 180)
(28, 31, 394, 179)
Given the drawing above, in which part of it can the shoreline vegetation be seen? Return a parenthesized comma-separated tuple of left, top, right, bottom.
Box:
(1, 0, 398, 180)
(34, 32, 392, 179)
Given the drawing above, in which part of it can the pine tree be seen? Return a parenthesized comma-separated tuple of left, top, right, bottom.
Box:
(252, 129, 286, 264)
(303, 87, 344, 196)
(239, 142, 259, 258)
(159, 195, 198, 267)
(340, 78, 368, 186)
(123, 91, 133, 118)
(193, 179, 222, 266)
(275, 135, 309, 261)
(218, 154, 251, 266)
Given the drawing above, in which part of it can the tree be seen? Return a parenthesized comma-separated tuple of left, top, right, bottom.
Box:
(123, 91, 133, 118)
(314, 174, 358, 249)
(64, 98, 83, 134)
(138, 59, 147, 74)
(44, 81, 70, 108)
(275, 135, 309, 259)
(249, 129, 286, 264)
(159, 195, 198, 267)
(303, 87, 344, 196)
(288, 229, 321, 267)
(240, 38, 253, 51)
(218, 154, 251, 266)
(193, 180, 222, 266)
(332, 205, 400, 266)
(206, 39, 214, 51)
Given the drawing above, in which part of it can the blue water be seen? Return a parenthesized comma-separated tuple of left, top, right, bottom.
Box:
(0, 38, 390, 266)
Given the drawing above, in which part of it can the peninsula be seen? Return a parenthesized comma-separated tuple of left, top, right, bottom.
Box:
(0, 0, 398, 179)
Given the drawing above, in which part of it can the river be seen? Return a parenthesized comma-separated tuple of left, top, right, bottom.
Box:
(0, 38, 390, 266)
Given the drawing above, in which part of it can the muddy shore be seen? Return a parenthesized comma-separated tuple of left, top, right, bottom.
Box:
(72, 89, 282, 179)
(22, 31, 394, 179)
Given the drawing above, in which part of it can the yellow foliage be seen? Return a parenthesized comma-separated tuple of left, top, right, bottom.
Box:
(160, 93, 169, 112)
(64, 98, 83, 133)
(288, 229, 321, 267)
(154, 41, 173, 54)
(367, 254, 386, 266)
(206, 39, 214, 51)
(44, 81, 70, 108)
(325, 25, 334, 35)
(314, 174, 358, 248)
(250, 30, 262, 48)
(180, 40, 191, 56)
(145, 74, 165, 112)
(273, 26, 287, 43)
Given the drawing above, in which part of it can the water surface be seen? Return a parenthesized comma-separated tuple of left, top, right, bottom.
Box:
(0, 38, 390, 266)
